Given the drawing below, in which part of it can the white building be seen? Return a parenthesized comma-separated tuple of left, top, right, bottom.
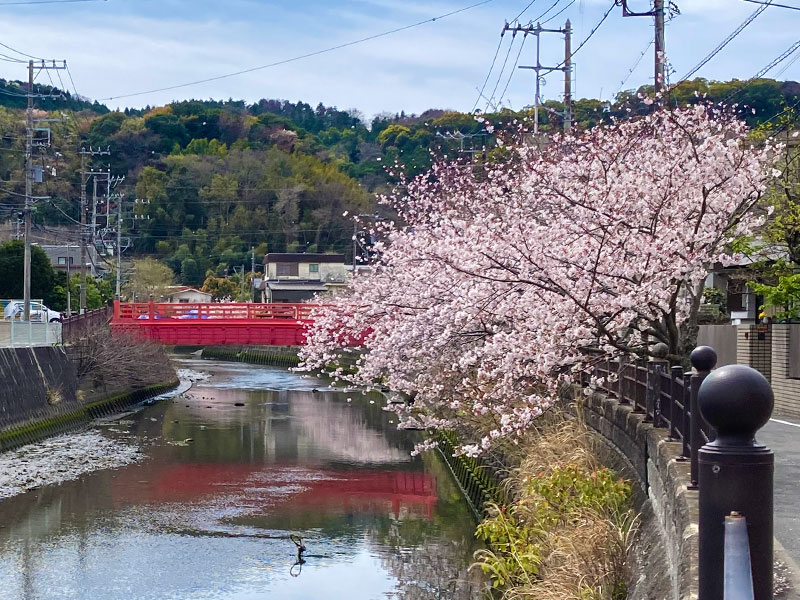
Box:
(163, 286, 212, 303)
(261, 253, 348, 302)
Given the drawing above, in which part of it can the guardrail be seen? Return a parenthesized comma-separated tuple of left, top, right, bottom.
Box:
(0, 320, 61, 347)
(61, 305, 112, 344)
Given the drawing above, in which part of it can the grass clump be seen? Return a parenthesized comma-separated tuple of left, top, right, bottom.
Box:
(473, 417, 637, 600)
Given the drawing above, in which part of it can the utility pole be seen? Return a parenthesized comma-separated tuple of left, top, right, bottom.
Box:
(78, 147, 109, 313)
(21, 60, 65, 320)
(564, 19, 573, 132)
(91, 176, 98, 277)
(654, 0, 665, 102)
(621, 0, 668, 106)
(116, 193, 123, 300)
(23, 60, 33, 321)
(65, 256, 71, 316)
(508, 21, 572, 134)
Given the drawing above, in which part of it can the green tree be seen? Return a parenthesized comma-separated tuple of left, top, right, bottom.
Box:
(0, 240, 58, 306)
(125, 258, 175, 301)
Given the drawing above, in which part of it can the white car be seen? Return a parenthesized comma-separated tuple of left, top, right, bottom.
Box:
(3, 301, 62, 323)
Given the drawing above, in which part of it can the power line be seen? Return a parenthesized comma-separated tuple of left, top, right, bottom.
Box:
(0, 40, 42, 60)
(472, 32, 506, 112)
(616, 39, 653, 96)
(542, 0, 576, 25)
(0, 0, 105, 5)
(677, 2, 770, 84)
(99, 0, 499, 102)
(742, 0, 800, 10)
(723, 37, 800, 103)
(512, 0, 539, 22)
(529, 0, 562, 23)
(485, 32, 519, 112)
(498, 34, 528, 108)
(553, 0, 615, 70)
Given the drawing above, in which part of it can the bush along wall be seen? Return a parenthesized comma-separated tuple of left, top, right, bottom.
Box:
(201, 345, 301, 367)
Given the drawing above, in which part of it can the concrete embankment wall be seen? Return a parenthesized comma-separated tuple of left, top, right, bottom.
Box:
(0, 347, 86, 451)
(201, 345, 301, 367)
(0, 346, 177, 452)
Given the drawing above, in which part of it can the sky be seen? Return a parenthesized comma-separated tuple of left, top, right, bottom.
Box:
(0, 0, 796, 120)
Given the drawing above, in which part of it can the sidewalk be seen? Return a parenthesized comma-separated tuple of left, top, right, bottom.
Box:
(759, 415, 800, 566)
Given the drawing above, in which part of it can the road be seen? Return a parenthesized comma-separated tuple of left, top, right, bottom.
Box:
(760, 415, 800, 567)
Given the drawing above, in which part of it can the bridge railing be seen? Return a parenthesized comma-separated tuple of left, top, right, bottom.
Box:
(61, 305, 113, 344)
(113, 301, 318, 321)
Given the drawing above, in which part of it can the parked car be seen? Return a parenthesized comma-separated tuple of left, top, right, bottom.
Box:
(3, 301, 62, 322)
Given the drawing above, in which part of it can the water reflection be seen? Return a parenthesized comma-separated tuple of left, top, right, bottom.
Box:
(0, 359, 482, 600)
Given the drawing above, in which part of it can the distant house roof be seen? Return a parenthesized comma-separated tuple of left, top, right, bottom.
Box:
(264, 253, 345, 264)
(165, 286, 211, 297)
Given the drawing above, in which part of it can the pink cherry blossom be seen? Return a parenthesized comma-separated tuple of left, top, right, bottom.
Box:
(300, 105, 774, 455)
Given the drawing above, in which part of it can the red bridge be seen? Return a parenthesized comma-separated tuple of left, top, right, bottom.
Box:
(111, 301, 317, 346)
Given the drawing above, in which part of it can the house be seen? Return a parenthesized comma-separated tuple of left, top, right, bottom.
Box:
(261, 253, 348, 302)
(39, 244, 101, 275)
(163, 286, 212, 303)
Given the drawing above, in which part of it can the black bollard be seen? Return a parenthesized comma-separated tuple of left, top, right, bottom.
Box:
(698, 364, 774, 600)
(689, 346, 717, 490)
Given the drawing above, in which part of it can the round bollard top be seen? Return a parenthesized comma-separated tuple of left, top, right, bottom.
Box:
(651, 342, 669, 359)
(698, 364, 773, 443)
(690, 346, 717, 373)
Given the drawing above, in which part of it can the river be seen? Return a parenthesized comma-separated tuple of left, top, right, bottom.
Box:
(0, 358, 483, 600)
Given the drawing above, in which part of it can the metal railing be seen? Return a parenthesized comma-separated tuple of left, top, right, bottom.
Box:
(61, 305, 113, 344)
(581, 353, 715, 489)
(0, 320, 62, 347)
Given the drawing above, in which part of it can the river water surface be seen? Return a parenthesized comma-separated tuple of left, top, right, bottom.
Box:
(0, 359, 482, 600)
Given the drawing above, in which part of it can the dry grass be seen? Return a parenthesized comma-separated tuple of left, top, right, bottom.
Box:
(475, 409, 638, 600)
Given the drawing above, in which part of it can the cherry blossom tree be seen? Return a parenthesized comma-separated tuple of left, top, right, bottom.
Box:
(300, 105, 774, 455)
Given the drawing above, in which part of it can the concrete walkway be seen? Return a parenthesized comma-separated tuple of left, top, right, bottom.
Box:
(759, 415, 800, 567)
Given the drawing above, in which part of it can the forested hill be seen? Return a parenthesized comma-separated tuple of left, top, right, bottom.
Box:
(0, 76, 797, 287)
(0, 78, 106, 113)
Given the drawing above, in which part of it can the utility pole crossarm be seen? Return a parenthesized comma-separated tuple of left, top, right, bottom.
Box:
(508, 21, 572, 134)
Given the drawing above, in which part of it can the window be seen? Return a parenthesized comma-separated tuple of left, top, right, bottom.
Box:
(179, 298, 190, 303)
(276, 263, 298, 277)
(309, 264, 319, 274)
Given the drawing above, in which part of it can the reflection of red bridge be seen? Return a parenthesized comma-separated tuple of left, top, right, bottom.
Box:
(111, 301, 317, 346)
(111, 463, 437, 519)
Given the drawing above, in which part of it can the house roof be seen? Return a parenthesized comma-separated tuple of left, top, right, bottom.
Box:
(165, 287, 210, 296)
(264, 253, 345, 264)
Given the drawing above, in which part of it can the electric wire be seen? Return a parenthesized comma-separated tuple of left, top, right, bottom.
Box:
(0, 40, 42, 61)
(99, 0, 499, 102)
(615, 39, 653, 96)
(0, 0, 106, 5)
(471, 31, 506, 112)
(484, 32, 519, 112)
(553, 0, 615, 70)
(542, 0, 575, 25)
(742, 0, 800, 10)
(677, 2, 770, 84)
(723, 37, 800, 104)
(498, 34, 528, 109)
(512, 0, 539, 22)
(529, 0, 562, 24)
